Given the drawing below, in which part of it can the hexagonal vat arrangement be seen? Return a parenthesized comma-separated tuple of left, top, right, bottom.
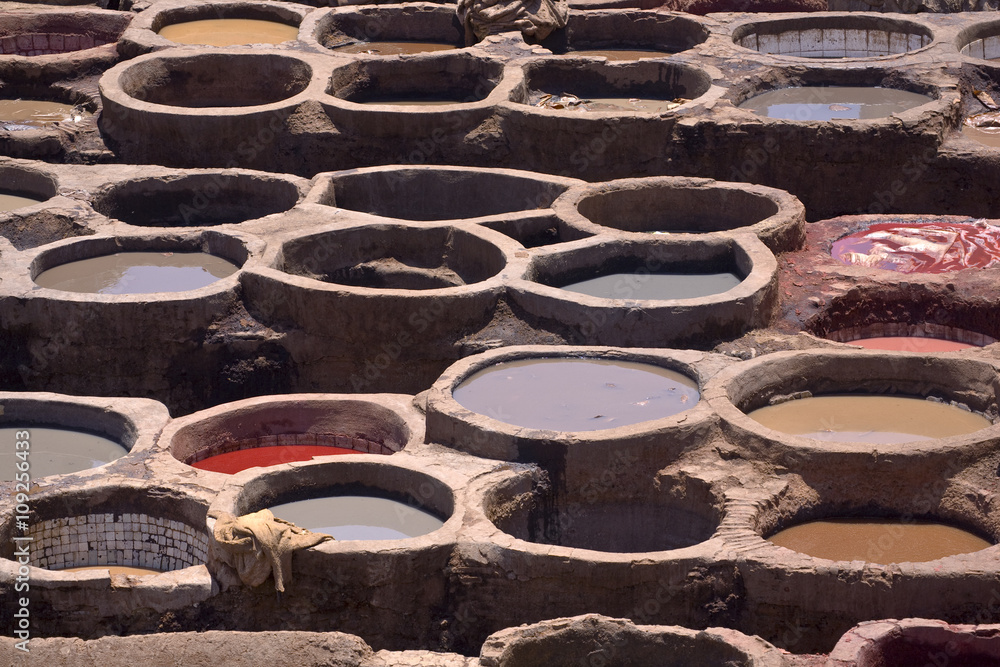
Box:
(313, 166, 575, 221)
(532, 11, 709, 59)
(91, 172, 302, 228)
(280, 224, 506, 290)
(732, 15, 933, 59)
(509, 235, 777, 348)
(706, 350, 1000, 466)
(0, 10, 131, 57)
(0, 483, 214, 637)
(515, 58, 712, 114)
(479, 615, 785, 667)
(0, 392, 169, 481)
(0, 163, 57, 212)
(426, 345, 718, 475)
(166, 394, 420, 474)
(314, 4, 464, 54)
(553, 176, 806, 252)
(206, 458, 458, 647)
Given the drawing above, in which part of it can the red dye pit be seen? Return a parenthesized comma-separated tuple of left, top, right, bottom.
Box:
(832, 222, 1000, 273)
(191, 445, 362, 474)
(850, 336, 977, 352)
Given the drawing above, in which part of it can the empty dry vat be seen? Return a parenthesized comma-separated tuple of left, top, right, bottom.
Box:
(165, 393, 420, 474)
(508, 235, 778, 348)
(99, 50, 316, 170)
(530, 11, 709, 58)
(312, 4, 464, 54)
(91, 172, 303, 228)
(732, 14, 933, 59)
(0, 391, 169, 481)
(552, 176, 805, 252)
(323, 52, 510, 139)
(241, 221, 516, 393)
(311, 165, 576, 221)
(0, 483, 215, 637)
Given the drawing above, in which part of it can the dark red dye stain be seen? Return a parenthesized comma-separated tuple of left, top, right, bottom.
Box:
(191, 445, 364, 474)
(832, 222, 1000, 273)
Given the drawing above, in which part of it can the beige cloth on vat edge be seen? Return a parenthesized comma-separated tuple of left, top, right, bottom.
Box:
(210, 509, 332, 592)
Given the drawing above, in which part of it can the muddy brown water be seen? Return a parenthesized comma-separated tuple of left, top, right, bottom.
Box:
(59, 566, 164, 576)
(268, 495, 444, 540)
(0, 426, 128, 479)
(560, 271, 742, 300)
(0, 192, 45, 211)
(747, 395, 992, 443)
(738, 86, 933, 120)
(356, 98, 464, 106)
(158, 19, 299, 46)
(769, 518, 993, 563)
(331, 41, 457, 55)
(564, 49, 667, 60)
(535, 95, 684, 113)
(0, 99, 89, 127)
(962, 124, 1000, 148)
(34, 252, 239, 294)
(453, 357, 700, 432)
(849, 336, 977, 352)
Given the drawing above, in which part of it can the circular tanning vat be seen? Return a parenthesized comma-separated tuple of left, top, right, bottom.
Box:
(958, 17, 1000, 60)
(0, 163, 56, 212)
(479, 615, 786, 667)
(829, 619, 1000, 667)
(552, 176, 806, 252)
(166, 394, 419, 474)
(733, 68, 937, 122)
(531, 10, 709, 59)
(156, 8, 301, 47)
(508, 235, 777, 348)
(732, 15, 933, 59)
(279, 223, 506, 290)
(91, 172, 302, 228)
(323, 53, 508, 139)
(0, 484, 215, 636)
(515, 58, 712, 114)
(241, 220, 515, 393)
(0, 392, 168, 481)
(0, 88, 94, 132)
(313, 4, 464, 55)
(487, 470, 719, 554)
(705, 350, 1000, 467)
(425, 345, 717, 467)
(207, 459, 457, 644)
(0, 10, 131, 58)
(99, 51, 314, 169)
(312, 166, 574, 221)
(6, 488, 210, 574)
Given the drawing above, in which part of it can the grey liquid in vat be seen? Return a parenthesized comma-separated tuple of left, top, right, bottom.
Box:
(738, 87, 933, 120)
(268, 495, 444, 541)
(34, 252, 239, 294)
(0, 426, 128, 479)
(0, 192, 44, 211)
(560, 271, 742, 300)
(747, 395, 992, 443)
(453, 357, 700, 432)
